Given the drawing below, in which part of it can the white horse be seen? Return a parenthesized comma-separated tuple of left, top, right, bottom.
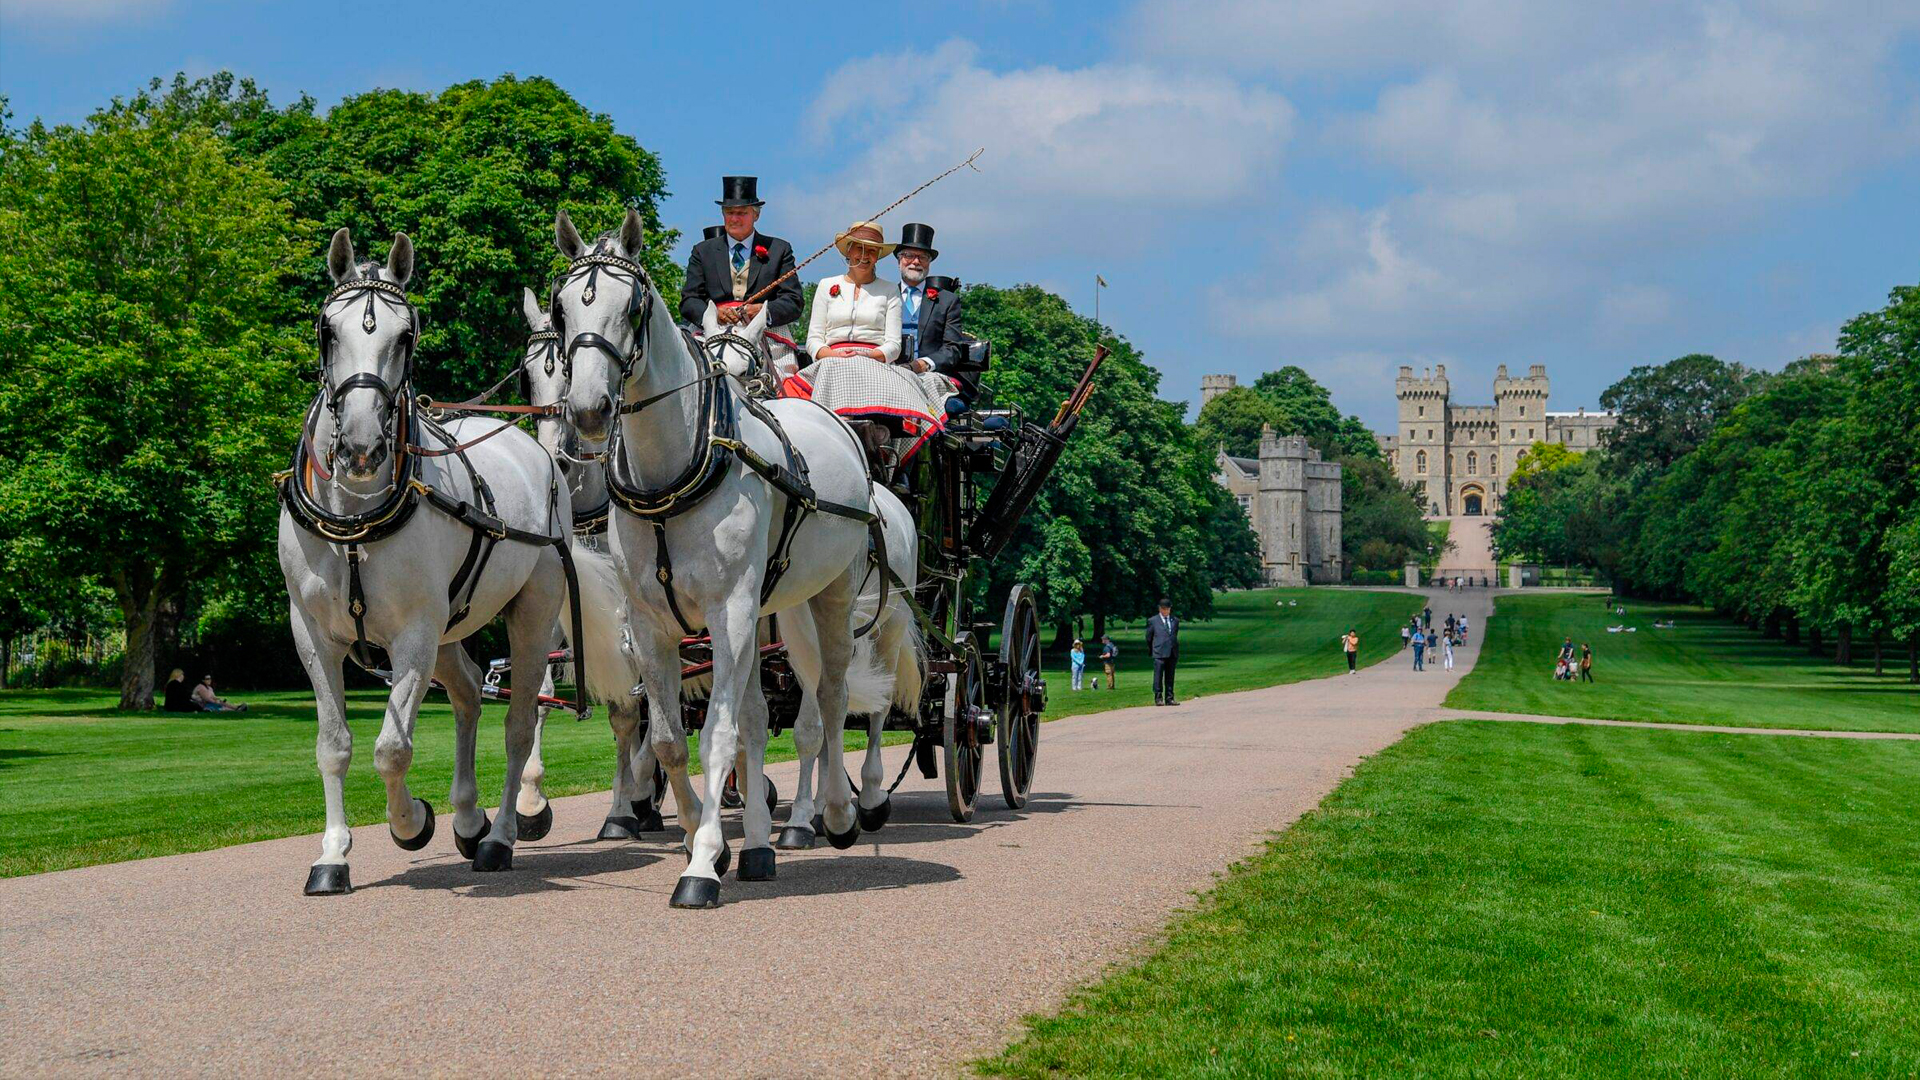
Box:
(554, 207, 918, 907)
(510, 287, 685, 841)
(698, 301, 800, 390)
(278, 230, 572, 894)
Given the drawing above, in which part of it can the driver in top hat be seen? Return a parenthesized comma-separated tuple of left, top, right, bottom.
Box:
(894, 223, 982, 404)
(679, 176, 804, 330)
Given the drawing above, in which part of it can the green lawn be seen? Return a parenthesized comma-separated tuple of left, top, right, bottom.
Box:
(1446, 593, 1920, 733)
(983, 721, 1920, 1078)
(0, 587, 1416, 879)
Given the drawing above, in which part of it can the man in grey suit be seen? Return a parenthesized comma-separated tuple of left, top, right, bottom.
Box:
(1145, 598, 1180, 706)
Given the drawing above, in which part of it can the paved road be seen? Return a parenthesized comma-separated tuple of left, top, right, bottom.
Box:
(1, 588, 1487, 1077)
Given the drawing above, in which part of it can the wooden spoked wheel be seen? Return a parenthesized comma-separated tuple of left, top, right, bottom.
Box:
(943, 632, 987, 823)
(997, 584, 1042, 809)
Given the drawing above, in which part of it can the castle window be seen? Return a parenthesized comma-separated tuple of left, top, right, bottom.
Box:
(1418, 405, 1424, 417)
(1428, 429, 1434, 440)
(1416, 450, 1427, 473)
(1520, 405, 1526, 417)
(1467, 451, 1477, 475)
(1529, 428, 1535, 439)
(1509, 428, 1515, 439)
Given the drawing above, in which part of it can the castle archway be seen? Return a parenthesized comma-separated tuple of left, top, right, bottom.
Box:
(1460, 484, 1486, 516)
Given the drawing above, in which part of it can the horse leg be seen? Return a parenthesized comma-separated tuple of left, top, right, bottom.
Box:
(433, 643, 492, 857)
(856, 608, 911, 830)
(473, 564, 564, 872)
(735, 670, 776, 881)
(777, 607, 824, 849)
(809, 573, 860, 849)
(370, 625, 439, 863)
(635, 629, 701, 842)
(292, 603, 355, 895)
(670, 589, 757, 908)
(597, 698, 648, 839)
(516, 624, 561, 820)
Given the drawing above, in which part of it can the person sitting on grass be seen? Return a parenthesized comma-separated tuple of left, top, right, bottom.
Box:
(162, 668, 196, 713)
(191, 675, 248, 713)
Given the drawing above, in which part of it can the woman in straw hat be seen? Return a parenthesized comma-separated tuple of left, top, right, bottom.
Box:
(791, 221, 956, 462)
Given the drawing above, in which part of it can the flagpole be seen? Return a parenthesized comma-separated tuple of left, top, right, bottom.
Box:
(1094, 273, 1108, 329)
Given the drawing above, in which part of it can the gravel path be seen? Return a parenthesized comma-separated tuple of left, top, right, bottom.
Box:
(1, 587, 1486, 1077)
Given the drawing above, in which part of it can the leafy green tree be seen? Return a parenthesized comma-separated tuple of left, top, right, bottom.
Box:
(1339, 456, 1430, 573)
(965, 284, 1227, 639)
(1598, 353, 1770, 474)
(105, 72, 681, 398)
(1251, 366, 1381, 461)
(1194, 386, 1285, 456)
(0, 110, 310, 707)
(1200, 480, 1263, 591)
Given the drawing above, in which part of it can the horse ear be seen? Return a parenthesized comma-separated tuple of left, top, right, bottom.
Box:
(386, 233, 414, 287)
(744, 304, 769, 340)
(522, 287, 546, 331)
(700, 301, 720, 337)
(555, 209, 585, 260)
(327, 228, 355, 284)
(618, 206, 646, 258)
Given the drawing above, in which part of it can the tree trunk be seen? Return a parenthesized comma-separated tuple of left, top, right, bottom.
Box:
(114, 567, 164, 711)
(1762, 610, 1781, 639)
(1808, 626, 1823, 657)
(1836, 623, 1853, 666)
(1785, 613, 1800, 645)
(1052, 620, 1074, 652)
(1873, 629, 1883, 675)
(1909, 636, 1918, 685)
(1092, 611, 1107, 641)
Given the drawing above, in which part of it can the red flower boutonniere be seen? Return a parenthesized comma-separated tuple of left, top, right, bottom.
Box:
(924, 286, 940, 301)
(829, 283, 841, 297)
(753, 244, 769, 262)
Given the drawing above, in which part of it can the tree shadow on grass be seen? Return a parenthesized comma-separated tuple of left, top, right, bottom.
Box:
(0, 746, 64, 769)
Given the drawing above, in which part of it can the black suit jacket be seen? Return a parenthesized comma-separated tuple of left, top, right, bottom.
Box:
(907, 287, 985, 398)
(1144, 614, 1180, 660)
(679, 232, 803, 327)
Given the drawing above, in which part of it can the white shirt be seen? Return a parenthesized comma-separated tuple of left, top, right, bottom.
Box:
(807, 274, 902, 362)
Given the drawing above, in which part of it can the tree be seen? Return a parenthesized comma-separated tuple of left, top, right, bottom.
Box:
(0, 111, 310, 708)
(964, 285, 1226, 638)
(1598, 354, 1770, 474)
(104, 73, 681, 399)
(1200, 481, 1263, 591)
(1251, 366, 1381, 461)
(1194, 386, 1285, 457)
(1338, 456, 1430, 573)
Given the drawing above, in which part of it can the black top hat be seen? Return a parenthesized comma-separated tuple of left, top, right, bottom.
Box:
(925, 275, 960, 292)
(717, 176, 764, 208)
(702, 225, 724, 241)
(895, 222, 938, 259)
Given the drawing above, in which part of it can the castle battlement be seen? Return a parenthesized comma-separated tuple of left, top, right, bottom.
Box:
(1213, 418, 1343, 586)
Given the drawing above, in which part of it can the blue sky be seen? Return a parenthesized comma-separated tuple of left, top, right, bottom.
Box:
(5, 0, 1918, 427)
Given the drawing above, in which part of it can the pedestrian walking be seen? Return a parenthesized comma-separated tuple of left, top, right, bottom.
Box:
(1443, 631, 1455, 670)
(1579, 643, 1594, 683)
(1460, 615, 1469, 644)
(1411, 627, 1427, 671)
(1342, 629, 1359, 674)
(1401, 622, 1411, 650)
(1099, 635, 1118, 690)
(1145, 598, 1180, 706)
(1423, 606, 1433, 630)
(1070, 639, 1086, 691)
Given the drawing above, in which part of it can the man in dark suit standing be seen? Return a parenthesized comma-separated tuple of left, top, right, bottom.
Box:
(1145, 598, 1181, 706)
(893, 223, 984, 406)
(679, 176, 804, 331)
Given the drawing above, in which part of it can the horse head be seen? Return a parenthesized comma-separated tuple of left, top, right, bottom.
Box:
(551, 206, 654, 444)
(318, 228, 416, 484)
(517, 286, 575, 468)
(699, 301, 772, 381)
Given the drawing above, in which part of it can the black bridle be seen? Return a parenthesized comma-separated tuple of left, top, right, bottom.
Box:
(550, 248, 655, 389)
(312, 275, 421, 480)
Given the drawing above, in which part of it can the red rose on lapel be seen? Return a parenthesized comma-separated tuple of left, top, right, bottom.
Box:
(829, 284, 841, 297)
(753, 244, 769, 261)
(925, 286, 940, 301)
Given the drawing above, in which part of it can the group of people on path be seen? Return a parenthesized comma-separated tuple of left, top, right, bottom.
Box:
(1403, 606, 1465, 672)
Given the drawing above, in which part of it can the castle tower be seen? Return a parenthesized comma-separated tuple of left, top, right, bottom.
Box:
(1490, 363, 1549, 513)
(1395, 364, 1450, 515)
(1256, 426, 1310, 587)
(1200, 374, 1238, 405)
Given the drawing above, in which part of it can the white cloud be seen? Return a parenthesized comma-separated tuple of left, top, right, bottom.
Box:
(785, 41, 1294, 257)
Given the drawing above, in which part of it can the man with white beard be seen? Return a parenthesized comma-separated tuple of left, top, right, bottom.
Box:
(892, 223, 981, 409)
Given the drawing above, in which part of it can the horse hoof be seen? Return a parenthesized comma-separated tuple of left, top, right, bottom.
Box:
(304, 864, 351, 895)
(453, 814, 491, 861)
(516, 801, 553, 842)
(598, 815, 643, 840)
(738, 847, 776, 881)
(390, 798, 436, 851)
(473, 840, 513, 872)
(825, 818, 861, 850)
(857, 796, 892, 832)
(776, 825, 816, 851)
(632, 803, 665, 832)
(669, 875, 722, 909)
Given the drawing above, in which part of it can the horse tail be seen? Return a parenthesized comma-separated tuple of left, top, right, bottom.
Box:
(561, 544, 640, 705)
(844, 631, 893, 718)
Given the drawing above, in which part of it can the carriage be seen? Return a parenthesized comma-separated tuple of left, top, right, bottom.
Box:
(470, 338, 1101, 824)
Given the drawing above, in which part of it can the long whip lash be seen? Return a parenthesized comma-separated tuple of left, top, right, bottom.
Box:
(739, 148, 984, 309)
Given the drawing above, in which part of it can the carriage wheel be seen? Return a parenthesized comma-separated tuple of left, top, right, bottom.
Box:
(997, 584, 1043, 810)
(943, 633, 987, 823)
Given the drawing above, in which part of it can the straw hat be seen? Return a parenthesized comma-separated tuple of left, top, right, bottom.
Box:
(834, 220, 895, 258)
